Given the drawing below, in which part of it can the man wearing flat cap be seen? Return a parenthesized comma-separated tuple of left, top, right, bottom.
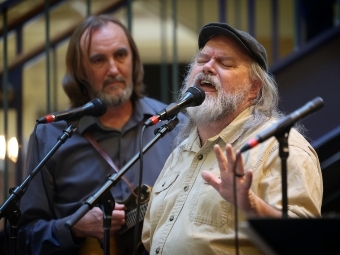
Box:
(142, 22, 322, 254)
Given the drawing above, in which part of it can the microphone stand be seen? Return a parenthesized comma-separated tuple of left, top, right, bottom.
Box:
(65, 116, 179, 255)
(275, 127, 292, 218)
(0, 123, 78, 255)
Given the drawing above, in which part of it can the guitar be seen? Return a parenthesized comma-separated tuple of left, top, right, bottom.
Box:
(78, 184, 152, 255)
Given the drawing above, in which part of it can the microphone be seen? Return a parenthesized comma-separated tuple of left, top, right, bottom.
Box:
(240, 97, 324, 153)
(36, 98, 107, 124)
(144, 86, 206, 127)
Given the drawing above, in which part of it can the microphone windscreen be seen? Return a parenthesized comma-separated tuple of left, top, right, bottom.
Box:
(89, 98, 107, 117)
(187, 86, 206, 106)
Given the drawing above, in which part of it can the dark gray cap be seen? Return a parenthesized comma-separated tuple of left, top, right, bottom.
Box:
(198, 22, 268, 72)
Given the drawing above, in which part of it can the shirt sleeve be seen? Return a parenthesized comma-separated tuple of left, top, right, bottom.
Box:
(249, 129, 323, 218)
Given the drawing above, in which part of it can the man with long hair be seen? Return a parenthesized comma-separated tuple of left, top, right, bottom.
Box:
(142, 22, 323, 255)
(18, 15, 183, 254)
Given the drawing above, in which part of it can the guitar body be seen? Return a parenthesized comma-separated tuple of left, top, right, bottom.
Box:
(78, 184, 152, 255)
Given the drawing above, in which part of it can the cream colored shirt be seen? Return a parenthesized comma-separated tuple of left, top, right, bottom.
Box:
(142, 107, 323, 255)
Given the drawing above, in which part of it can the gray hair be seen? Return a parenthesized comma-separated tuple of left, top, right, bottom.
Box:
(242, 62, 281, 129)
(174, 56, 284, 148)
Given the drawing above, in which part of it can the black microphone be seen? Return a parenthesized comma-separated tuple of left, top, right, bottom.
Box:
(144, 86, 206, 127)
(240, 97, 324, 153)
(36, 98, 107, 124)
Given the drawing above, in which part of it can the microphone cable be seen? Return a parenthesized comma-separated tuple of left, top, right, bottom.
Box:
(232, 150, 242, 255)
(133, 124, 147, 255)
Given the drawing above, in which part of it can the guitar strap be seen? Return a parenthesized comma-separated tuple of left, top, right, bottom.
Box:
(84, 131, 138, 198)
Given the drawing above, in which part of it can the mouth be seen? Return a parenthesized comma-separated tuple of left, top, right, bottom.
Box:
(197, 79, 217, 92)
(103, 80, 125, 89)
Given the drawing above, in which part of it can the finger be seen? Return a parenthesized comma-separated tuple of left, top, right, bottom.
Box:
(243, 169, 253, 189)
(201, 170, 221, 191)
(112, 217, 125, 227)
(225, 144, 236, 174)
(112, 209, 125, 220)
(111, 210, 125, 231)
(213, 144, 228, 172)
(114, 203, 125, 210)
(110, 220, 124, 233)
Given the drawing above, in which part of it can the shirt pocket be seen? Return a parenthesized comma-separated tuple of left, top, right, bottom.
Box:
(189, 168, 230, 227)
(150, 172, 179, 225)
(154, 172, 179, 194)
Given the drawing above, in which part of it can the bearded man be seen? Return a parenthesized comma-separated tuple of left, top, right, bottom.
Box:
(18, 15, 185, 255)
(142, 22, 323, 255)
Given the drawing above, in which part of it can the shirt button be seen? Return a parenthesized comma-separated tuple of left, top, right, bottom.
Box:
(162, 182, 166, 187)
(197, 154, 203, 160)
(169, 215, 174, 221)
(184, 185, 189, 191)
(156, 247, 160, 254)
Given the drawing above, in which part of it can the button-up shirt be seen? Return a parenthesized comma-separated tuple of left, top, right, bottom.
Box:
(142, 107, 322, 255)
(19, 97, 185, 255)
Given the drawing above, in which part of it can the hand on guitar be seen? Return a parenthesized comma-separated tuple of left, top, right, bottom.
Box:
(71, 203, 126, 240)
(78, 185, 152, 255)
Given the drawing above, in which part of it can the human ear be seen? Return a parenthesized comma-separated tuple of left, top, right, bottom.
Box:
(249, 79, 262, 100)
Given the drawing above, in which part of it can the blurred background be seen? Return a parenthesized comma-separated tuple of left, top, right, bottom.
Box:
(0, 0, 340, 240)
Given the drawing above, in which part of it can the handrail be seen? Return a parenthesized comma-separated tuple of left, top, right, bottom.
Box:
(0, 0, 64, 37)
(270, 25, 340, 74)
(0, 0, 127, 76)
(0, 0, 22, 13)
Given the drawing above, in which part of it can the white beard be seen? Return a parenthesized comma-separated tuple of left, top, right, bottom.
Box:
(185, 73, 250, 125)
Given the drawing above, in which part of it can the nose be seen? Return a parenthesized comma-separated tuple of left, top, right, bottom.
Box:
(108, 59, 119, 76)
(202, 59, 216, 75)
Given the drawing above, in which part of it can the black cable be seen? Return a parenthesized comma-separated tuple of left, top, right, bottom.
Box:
(232, 151, 242, 255)
(133, 124, 146, 255)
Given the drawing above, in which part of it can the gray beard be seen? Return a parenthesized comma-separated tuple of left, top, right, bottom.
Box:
(186, 91, 244, 125)
(185, 74, 249, 126)
(94, 83, 133, 107)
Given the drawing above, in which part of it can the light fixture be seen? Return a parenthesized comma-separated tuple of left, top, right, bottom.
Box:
(0, 135, 19, 166)
(0, 135, 6, 160)
(8, 137, 19, 163)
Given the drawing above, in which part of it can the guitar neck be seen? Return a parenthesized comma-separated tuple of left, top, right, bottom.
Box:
(119, 202, 149, 234)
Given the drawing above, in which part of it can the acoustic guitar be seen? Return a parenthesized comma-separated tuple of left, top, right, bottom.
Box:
(78, 184, 152, 255)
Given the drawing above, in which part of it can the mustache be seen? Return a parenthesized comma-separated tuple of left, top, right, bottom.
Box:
(190, 73, 222, 91)
(103, 76, 126, 87)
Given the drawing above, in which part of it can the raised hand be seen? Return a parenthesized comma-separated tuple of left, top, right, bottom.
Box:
(201, 144, 255, 213)
(201, 144, 282, 218)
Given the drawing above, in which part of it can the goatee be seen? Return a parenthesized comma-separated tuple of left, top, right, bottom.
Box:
(92, 76, 133, 107)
